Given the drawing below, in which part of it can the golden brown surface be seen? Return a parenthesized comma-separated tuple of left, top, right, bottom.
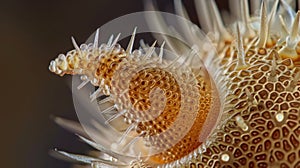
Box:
(125, 68, 212, 164)
(186, 37, 300, 168)
(95, 49, 126, 86)
(150, 76, 211, 164)
(47, 1, 300, 168)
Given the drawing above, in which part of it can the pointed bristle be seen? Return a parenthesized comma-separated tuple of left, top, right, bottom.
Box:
(111, 33, 121, 48)
(71, 36, 81, 53)
(54, 150, 93, 164)
(139, 39, 149, 52)
(94, 29, 100, 49)
(194, 0, 212, 32)
(279, 15, 289, 35)
(241, 0, 249, 20)
(236, 23, 246, 69)
(235, 115, 249, 132)
(256, 0, 268, 47)
(278, 10, 300, 60)
(107, 34, 114, 47)
(54, 149, 124, 166)
(269, 52, 277, 82)
(126, 27, 137, 54)
(174, 0, 189, 20)
(98, 96, 111, 105)
(158, 41, 165, 63)
(53, 116, 87, 137)
(174, 0, 197, 43)
(241, 0, 255, 37)
(166, 54, 183, 69)
(209, 0, 232, 41)
(120, 135, 141, 152)
(117, 123, 136, 144)
(101, 105, 115, 114)
(144, 40, 157, 58)
(77, 80, 89, 90)
(270, 0, 279, 20)
(90, 88, 102, 102)
(105, 110, 126, 124)
(271, 56, 277, 74)
(290, 11, 300, 41)
(209, 0, 224, 31)
(287, 71, 300, 91)
(267, 0, 279, 32)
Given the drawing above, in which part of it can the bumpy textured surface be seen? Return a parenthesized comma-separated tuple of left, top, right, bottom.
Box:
(49, 0, 300, 168)
(95, 45, 126, 87)
(110, 56, 212, 164)
(184, 37, 300, 168)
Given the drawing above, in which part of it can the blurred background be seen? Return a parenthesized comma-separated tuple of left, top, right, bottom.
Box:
(0, 0, 229, 168)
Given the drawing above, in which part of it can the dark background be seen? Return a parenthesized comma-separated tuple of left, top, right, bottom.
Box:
(0, 0, 229, 168)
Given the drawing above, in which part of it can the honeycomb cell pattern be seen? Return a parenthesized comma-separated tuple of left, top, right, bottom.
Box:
(186, 36, 300, 168)
(48, 1, 300, 167)
(94, 45, 126, 87)
(49, 32, 300, 168)
(109, 55, 212, 164)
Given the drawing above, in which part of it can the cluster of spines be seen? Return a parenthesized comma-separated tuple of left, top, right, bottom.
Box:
(159, 0, 300, 167)
(50, 22, 212, 165)
(50, 0, 300, 168)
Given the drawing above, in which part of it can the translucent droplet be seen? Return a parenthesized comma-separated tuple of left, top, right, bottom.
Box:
(275, 112, 284, 122)
(221, 153, 230, 162)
